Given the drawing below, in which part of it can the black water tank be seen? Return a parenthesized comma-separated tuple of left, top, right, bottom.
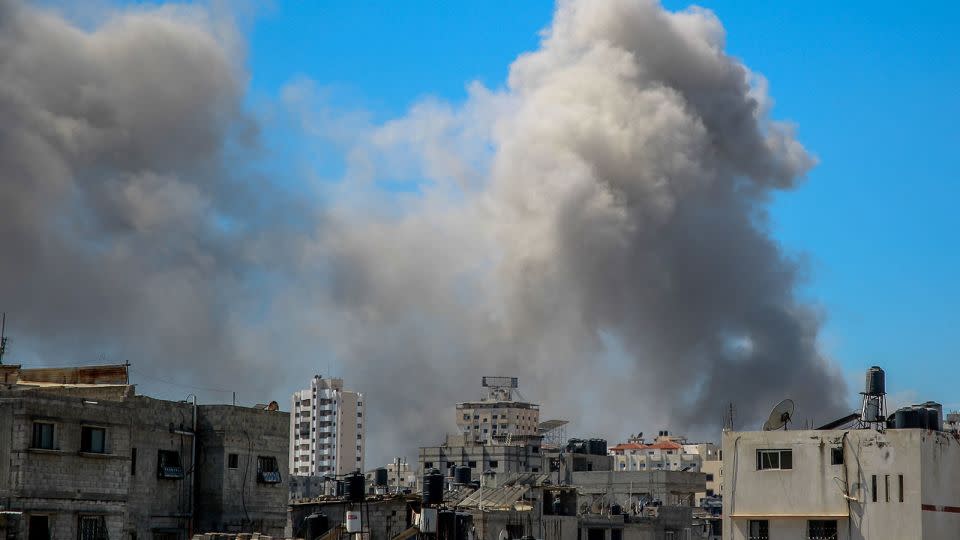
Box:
(455, 512, 473, 540)
(423, 469, 444, 506)
(865, 366, 885, 396)
(438, 510, 456, 540)
(345, 472, 365, 502)
(610, 503, 622, 515)
(304, 513, 329, 540)
(894, 407, 923, 429)
(589, 439, 608, 456)
(923, 401, 943, 431)
(375, 467, 389, 486)
(455, 466, 471, 484)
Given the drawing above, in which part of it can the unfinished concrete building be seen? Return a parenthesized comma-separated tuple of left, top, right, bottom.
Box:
(0, 363, 288, 540)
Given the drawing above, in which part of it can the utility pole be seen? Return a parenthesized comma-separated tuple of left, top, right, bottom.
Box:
(0, 313, 8, 365)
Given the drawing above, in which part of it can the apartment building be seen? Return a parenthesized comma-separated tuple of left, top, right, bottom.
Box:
(609, 432, 705, 473)
(290, 375, 364, 477)
(455, 377, 539, 445)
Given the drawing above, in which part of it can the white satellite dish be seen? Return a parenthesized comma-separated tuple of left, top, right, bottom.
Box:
(498, 530, 509, 540)
(762, 399, 795, 431)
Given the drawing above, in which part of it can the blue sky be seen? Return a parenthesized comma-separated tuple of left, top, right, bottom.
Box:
(242, 1, 959, 407)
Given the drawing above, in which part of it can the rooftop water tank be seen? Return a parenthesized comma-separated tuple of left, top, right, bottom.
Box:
(304, 513, 329, 540)
(375, 467, 389, 486)
(345, 472, 365, 503)
(454, 466, 471, 485)
(865, 366, 885, 396)
(423, 469, 444, 506)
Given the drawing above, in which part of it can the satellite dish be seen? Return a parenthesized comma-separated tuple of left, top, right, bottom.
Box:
(498, 530, 509, 540)
(762, 399, 795, 431)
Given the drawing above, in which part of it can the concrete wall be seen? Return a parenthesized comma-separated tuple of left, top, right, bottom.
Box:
(722, 429, 941, 540)
(0, 388, 196, 539)
(195, 404, 290, 537)
(287, 498, 412, 540)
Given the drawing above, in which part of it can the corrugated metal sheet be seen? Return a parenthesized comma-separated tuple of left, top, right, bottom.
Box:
(457, 485, 531, 510)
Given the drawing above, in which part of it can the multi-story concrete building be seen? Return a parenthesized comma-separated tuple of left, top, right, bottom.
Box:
(419, 433, 547, 480)
(455, 377, 539, 445)
(609, 432, 705, 473)
(722, 367, 957, 539)
(721, 427, 960, 539)
(290, 375, 364, 477)
(0, 363, 290, 539)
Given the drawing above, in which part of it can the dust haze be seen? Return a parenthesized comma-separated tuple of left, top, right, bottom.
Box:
(0, 0, 847, 465)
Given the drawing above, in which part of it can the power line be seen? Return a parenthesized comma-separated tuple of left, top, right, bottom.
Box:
(128, 367, 235, 394)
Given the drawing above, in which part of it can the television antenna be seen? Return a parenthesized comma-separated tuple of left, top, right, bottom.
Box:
(762, 399, 795, 431)
(0, 313, 8, 365)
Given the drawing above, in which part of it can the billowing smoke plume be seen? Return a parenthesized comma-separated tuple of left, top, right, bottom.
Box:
(0, 0, 847, 465)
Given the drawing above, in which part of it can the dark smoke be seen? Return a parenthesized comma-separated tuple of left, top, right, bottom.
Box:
(0, 0, 847, 466)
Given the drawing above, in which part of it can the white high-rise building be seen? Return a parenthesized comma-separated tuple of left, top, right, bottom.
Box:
(290, 375, 365, 477)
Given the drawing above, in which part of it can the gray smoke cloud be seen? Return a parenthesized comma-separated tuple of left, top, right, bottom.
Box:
(0, 0, 848, 466)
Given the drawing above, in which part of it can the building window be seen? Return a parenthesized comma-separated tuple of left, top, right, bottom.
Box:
(31, 422, 55, 450)
(611, 530, 622, 540)
(78, 515, 108, 540)
(748, 520, 768, 540)
(157, 450, 184, 479)
(808, 519, 837, 539)
(899, 474, 904, 502)
(885, 474, 890, 502)
(705, 473, 714, 481)
(357, 412, 362, 418)
(756, 449, 792, 470)
(489, 460, 498, 469)
(228, 453, 239, 469)
(706, 489, 715, 496)
(468, 461, 477, 468)
(257, 456, 281, 483)
(80, 426, 106, 454)
(28, 515, 49, 540)
(357, 434, 362, 440)
(463, 414, 470, 420)
(424, 462, 433, 469)
(131, 447, 137, 475)
(871, 475, 877, 502)
(830, 447, 843, 465)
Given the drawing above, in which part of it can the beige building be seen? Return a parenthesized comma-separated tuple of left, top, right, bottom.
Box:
(455, 377, 539, 445)
(290, 375, 364, 476)
(722, 426, 960, 539)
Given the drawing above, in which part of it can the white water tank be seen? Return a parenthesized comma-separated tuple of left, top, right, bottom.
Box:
(345, 510, 362, 533)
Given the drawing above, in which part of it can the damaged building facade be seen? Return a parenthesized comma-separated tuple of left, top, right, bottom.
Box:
(0, 364, 289, 539)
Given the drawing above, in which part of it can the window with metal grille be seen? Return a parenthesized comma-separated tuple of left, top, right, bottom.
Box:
(830, 447, 843, 465)
(78, 515, 108, 540)
(756, 449, 792, 470)
(80, 426, 106, 454)
(257, 455, 281, 483)
(32, 422, 55, 450)
(808, 519, 837, 540)
(157, 450, 184, 479)
(748, 520, 768, 540)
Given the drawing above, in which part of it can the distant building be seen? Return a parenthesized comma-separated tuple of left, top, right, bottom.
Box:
(455, 377, 540, 445)
(609, 431, 707, 473)
(0, 363, 289, 539)
(290, 375, 364, 477)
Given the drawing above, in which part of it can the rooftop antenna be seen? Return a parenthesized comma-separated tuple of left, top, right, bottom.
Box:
(762, 399, 795, 431)
(723, 402, 735, 432)
(0, 313, 8, 365)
